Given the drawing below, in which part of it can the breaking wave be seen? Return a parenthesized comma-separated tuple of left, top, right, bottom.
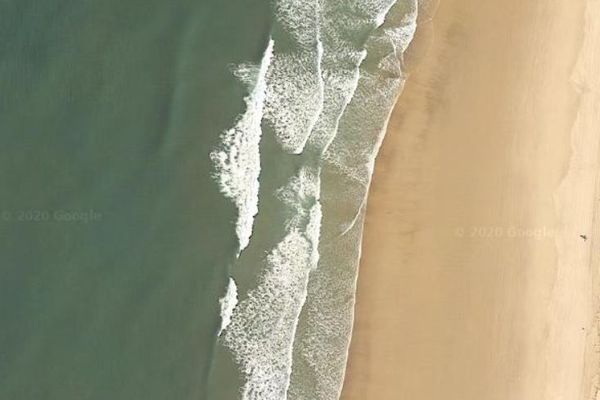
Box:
(210, 39, 274, 254)
(218, 278, 239, 337)
(209, 0, 419, 398)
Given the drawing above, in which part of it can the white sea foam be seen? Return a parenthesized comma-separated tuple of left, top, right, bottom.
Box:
(316, 0, 418, 240)
(210, 39, 274, 254)
(213, 0, 326, 396)
(322, 1, 418, 190)
(263, 0, 325, 154)
(287, 1, 419, 399)
(219, 165, 322, 400)
(212, 0, 420, 398)
(218, 278, 238, 336)
(220, 231, 311, 400)
(304, 0, 403, 156)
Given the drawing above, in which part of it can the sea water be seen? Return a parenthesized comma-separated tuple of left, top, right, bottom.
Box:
(209, 0, 419, 399)
(0, 0, 418, 399)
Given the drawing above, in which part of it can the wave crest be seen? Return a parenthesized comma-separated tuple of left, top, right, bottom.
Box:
(210, 39, 274, 254)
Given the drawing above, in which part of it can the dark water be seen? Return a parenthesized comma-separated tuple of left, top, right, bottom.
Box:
(0, 0, 420, 398)
(0, 1, 270, 399)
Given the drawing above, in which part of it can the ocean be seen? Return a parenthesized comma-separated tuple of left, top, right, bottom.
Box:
(0, 0, 418, 399)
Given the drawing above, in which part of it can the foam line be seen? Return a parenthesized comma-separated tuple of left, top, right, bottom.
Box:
(218, 278, 239, 337)
(210, 39, 274, 254)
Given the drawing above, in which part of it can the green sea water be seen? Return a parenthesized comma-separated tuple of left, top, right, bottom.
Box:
(0, 1, 269, 399)
(0, 0, 419, 399)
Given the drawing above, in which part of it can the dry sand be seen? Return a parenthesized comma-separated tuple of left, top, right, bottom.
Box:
(341, 0, 600, 399)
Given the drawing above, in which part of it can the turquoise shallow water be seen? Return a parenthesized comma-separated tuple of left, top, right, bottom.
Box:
(0, 0, 418, 399)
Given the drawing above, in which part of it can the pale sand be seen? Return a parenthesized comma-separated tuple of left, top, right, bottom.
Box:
(341, 0, 600, 399)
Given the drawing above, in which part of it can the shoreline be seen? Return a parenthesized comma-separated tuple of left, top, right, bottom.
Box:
(341, 0, 600, 399)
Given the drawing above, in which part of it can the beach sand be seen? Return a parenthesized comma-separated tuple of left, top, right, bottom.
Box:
(341, 0, 600, 399)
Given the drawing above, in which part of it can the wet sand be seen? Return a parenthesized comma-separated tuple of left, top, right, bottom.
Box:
(341, 0, 600, 399)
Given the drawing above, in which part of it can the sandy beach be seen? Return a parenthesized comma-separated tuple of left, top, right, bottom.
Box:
(341, 0, 600, 399)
